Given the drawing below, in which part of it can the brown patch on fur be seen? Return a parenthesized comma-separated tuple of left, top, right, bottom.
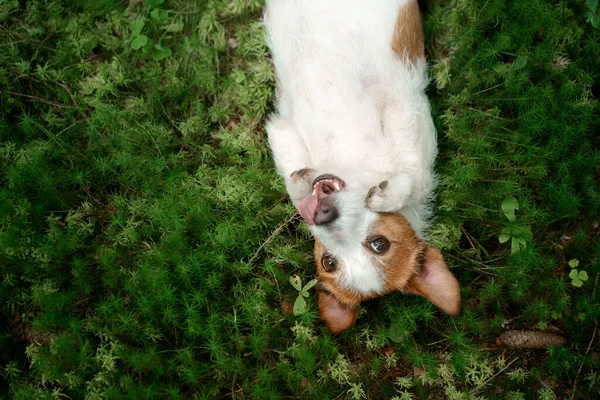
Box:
(314, 238, 369, 307)
(313, 213, 460, 333)
(372, 213, 422, 293)
(391, 0, 425, 62)
(405, 246, 461, 316)
(375, 214, 460, 316)
(317, 291, 359, 334)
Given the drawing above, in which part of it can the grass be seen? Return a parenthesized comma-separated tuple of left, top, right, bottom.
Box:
(0, 0, 599, 398)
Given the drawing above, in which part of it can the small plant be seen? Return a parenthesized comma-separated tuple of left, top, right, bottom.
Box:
(492, 55, 528, 74)
(499, 197, 533, 255)
(538, 387, 557, 400)
(568, 259, 588, 288)
(289, 275, 317, 316)
(585, 0, 600, 28)
(394, 376, 414, 390)
(347, 382, 367, 400)
(129, 0, 175, 61)
(0, 0, 598, 398)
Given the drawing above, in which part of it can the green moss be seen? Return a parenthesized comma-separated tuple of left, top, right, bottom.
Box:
(0, 0, 598, 398)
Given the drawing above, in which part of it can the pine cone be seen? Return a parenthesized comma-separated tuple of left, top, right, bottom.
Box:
(499, 330, 566, 349)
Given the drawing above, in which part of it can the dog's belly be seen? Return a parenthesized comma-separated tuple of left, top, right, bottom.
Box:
(268, 0, 412, 114)
(265, 0, 430, 181)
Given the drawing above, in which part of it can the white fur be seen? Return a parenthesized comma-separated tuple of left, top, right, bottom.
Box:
(265, 0, 437, 296)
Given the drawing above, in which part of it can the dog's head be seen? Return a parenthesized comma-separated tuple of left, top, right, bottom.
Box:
(298, 174, 460, 334)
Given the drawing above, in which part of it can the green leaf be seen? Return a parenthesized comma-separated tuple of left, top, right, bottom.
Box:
(569, 269, 579, 280)
(144, 0, 165, 9)
(293, 295, 307, 315)
(493, 63, 509, 74)
(131, 19, 145, 37)
(578, 271, 589, 281)
(570, 269, 584, 287)
(513, 56, 528, 70)
(501, 197, 519, 222)
(551, 310, 562, 320)
(585, 10, 594, 23)
(303, 279, 318, 292)
(131, 34, 149, 50)
(538, 321, 548, 330)
(301, 289, 309, 297)
(511, 237, 527, 255)
(499, 232, 511, 244)
(289, 275, 302, 291)
(235, 71, 246, 84)
(568, 259, 579, 268)
(512, 225, 533, 242)
(151, 8, 169, 22)
(151, 44, 172, 61)
(592, 15, 600, 29)
(586, 0, 598, 13)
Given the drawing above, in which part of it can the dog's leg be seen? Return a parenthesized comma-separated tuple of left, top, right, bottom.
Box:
(366, 174, 415, 212)
(266, 118, 315, 206)
(287, 167, 317, 205)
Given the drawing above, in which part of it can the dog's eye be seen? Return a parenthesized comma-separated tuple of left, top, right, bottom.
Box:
(321, 255, 337, 272)
(368, 237, 390, 254)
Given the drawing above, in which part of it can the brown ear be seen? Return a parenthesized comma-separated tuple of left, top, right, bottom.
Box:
(318, 291, 359, 334)
(405, 246, 460, 316)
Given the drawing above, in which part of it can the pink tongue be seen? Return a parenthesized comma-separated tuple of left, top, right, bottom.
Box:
(298, 193, 318, 225)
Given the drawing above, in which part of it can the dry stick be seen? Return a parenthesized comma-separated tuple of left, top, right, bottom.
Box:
(58, 82, 87, 120)
(30, 30, 53, 62)
(248, 211, 300, 304)
(247, 210, 299, 266)
(59, 55, 98, 72)
(570, 272, 599, 400)
(156, 346, 209, 354)
(0, 23, 16, 39)
(0, 90, 77, 109)
(460, 226, 483, 263)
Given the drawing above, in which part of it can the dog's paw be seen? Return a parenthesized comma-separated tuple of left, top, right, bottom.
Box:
(290, 168, 315, 184)
(287, 168, 316, 205)
(366, 181, 392, 211)
(366, 175, 413, 212)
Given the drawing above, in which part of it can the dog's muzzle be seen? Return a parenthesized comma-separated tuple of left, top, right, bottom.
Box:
(298, 175, 345, 226)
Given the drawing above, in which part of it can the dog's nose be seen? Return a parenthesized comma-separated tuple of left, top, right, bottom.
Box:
(314, 196, 339, 225)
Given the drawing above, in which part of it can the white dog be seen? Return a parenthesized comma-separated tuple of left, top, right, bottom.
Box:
(264, 0, 460, 334)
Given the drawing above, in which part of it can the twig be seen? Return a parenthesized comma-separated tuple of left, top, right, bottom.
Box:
(58, 82, 87, 120)
(0, 39, 28, 47)
(0, 23, 16, 39)
(217, 378, 257, 400)
(247, 210, 299, 305)
(156, 346, 209, 354)
(0, 90, 77, 109)
(570, 272, 599, 400)
(460, 226, 483, 263)
(471, 83, 505, 97)
(59, 55, 98, 72)
(426, 337, 448, 346)
(247, 211, 299, 266)
(173, 9, 203, 15)
(230, 372, 237, 399)
(31, 30, 53, 62)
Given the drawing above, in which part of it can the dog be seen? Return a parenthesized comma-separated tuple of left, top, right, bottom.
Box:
(264, 0, 460, 334)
